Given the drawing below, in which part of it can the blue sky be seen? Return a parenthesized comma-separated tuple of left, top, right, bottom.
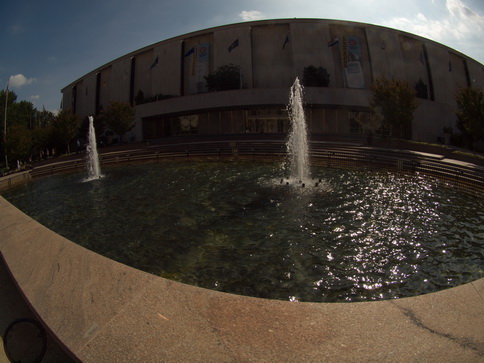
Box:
(1, 0, 483, 113)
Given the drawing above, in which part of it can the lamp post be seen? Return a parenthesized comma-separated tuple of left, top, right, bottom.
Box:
(3, 82, 8, 170)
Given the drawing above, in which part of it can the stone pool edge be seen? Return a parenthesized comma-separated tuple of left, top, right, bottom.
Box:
(0, 196, 483, 361)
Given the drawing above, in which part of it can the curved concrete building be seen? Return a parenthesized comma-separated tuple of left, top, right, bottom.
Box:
(61, 18, 484, 143)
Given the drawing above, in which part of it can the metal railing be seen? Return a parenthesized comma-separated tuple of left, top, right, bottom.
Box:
(26, 140, 484, 197)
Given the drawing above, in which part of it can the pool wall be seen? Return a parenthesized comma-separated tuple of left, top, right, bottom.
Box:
(1, 196, 483, 361)
(1, 141, 483, 360)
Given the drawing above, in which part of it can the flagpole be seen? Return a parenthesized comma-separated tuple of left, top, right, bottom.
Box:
(3, 82, 8, 170)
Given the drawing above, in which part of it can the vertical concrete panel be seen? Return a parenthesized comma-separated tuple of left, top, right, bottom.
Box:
(449, 52, 471, 89)
(324, 109, 338, 133)
(252, 24, 293, 88)
(134, 50, 154, 100)
(398, 36, 429, 94)
(366, 28, 404, 81)
(220, 110, 232, 134)
(76, 74, 96, 119)
(61, 88, 72, 112)
(232, 109, 245, 134)
(290, 22, 334, 84)
(310, 108, 325, 134)
(413, 100, 454, 142)
(467, 58, 484, 88)
(152, 40, 182, 97)
(99, 67, 112, 110)
(213, 26, 253, 88)
(337, 109, 350, 133)
(197, 112, 210, 134)
(110, 58, 131, 103)
(73, 81, 83, 116)
(425, 43, 452, 104)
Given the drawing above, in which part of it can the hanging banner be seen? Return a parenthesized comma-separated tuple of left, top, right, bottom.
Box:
(341, 36, 348, 68)
(189, 43, 210, 94)
(347, 36, 361, 61)
(197, 43, 209, 93)
(343, 36, 365, 89)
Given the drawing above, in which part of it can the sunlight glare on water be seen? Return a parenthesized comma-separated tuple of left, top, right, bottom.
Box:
(3, 161, 483, 302)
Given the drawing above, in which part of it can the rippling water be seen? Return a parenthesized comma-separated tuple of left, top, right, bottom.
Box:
(3, 160, 483, 302)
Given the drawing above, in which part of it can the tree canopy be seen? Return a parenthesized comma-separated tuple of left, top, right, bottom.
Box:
(205, 64, 241, 91)
(51, 109, 80, 154)
(455, 87, 484, 149)
(1, 89, 58, 168)
(369, 77, 417, 139)
(302, 65, 330, 87)
(103, 101, 135, 141)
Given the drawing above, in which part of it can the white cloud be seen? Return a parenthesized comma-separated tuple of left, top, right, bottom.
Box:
(30, 95, 40, 100)
(445, 0, 484, 38)
(381, 0, 484, 60)
(9, 24, 25, 34)
(239, 10, 265, 21)
(384, 0, 484, 42)
(9, 74, 36, 88)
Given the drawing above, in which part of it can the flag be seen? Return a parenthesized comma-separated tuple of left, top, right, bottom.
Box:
(228, 38, 239, 52)
(327, 37, 339, 47)
(282, 34, 289, 50)
(184, 47, 195, 57)
(150, 56, 159, 69)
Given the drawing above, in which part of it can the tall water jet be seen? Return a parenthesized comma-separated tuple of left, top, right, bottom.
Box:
(85, 116, 102, 180)
(286, 77, 310, 183)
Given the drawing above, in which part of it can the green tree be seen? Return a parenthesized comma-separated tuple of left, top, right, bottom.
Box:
(9, 100, 36, 128)
(32, 126, 53, 159)
(1, 88, 56, 167)
(302, 65, 330, 87)
(369, 77, 417, 139)
(103, 101, 135, 142)
(455, 87, 484, 150)
(205, 64, 241, 91)
(6, 124, 32, 164)
(51, 109, 80, 154)
(0, 89, 17, 120)
(35, 108, 56, 128)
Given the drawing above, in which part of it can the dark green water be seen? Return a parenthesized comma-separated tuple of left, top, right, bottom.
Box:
(3, 160, 483, 302)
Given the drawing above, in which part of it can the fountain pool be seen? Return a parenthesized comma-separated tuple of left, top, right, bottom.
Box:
(3, 160, 483, 302)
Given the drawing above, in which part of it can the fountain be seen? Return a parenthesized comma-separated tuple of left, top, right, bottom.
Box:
(85, 116, 102, 181)
(2, 81, 483, 303)
(285, 78, 310, 184)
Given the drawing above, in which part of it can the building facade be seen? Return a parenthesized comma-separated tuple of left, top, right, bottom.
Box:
(61, 18, 484, 143)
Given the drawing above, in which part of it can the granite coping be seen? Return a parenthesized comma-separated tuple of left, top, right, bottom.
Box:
(0, 195, 483, 362)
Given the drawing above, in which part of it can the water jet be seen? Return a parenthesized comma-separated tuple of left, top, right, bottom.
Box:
(84, 116, 102, 181)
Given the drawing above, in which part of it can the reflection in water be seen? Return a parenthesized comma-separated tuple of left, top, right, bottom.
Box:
(3, 161, 483, 302)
